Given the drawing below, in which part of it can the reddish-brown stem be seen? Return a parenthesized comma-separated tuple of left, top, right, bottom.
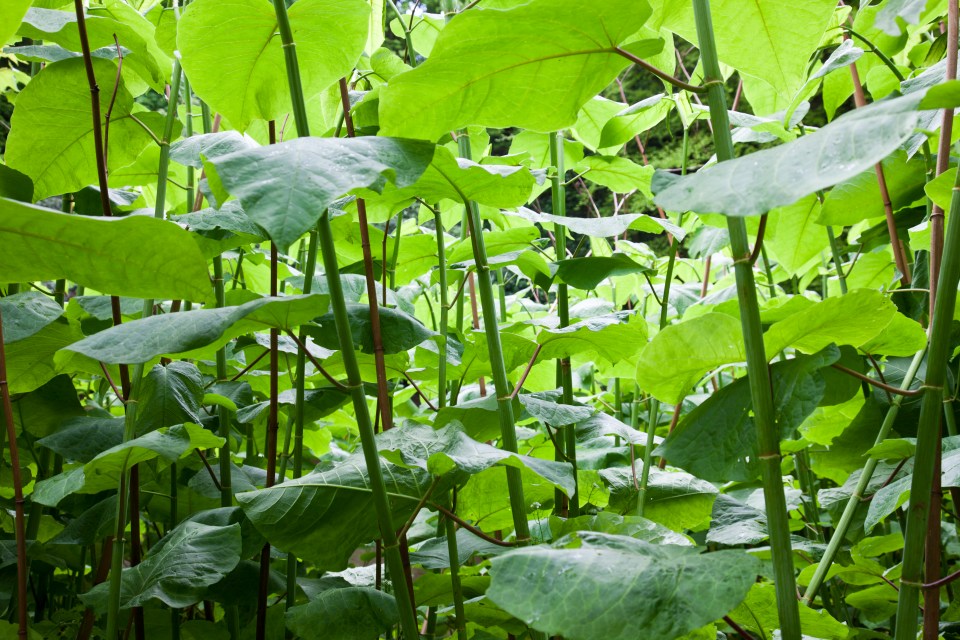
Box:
(77, 538, 113, 640)
(337, 78, 396, 432)
(748, 214, 768, 266)
(701, 255, 712, 298)
(614, 47, 706, 94)
(930, 0, 959, 316)
(723, 616, 756, 640)
(102, 36, 123, 172)
(846, 42, 912, 286)
(830, 364, 924, 397)
(0, 310, 29, 638)
(257, 124, 280, 640)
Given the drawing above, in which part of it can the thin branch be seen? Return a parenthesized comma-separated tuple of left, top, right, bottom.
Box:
(195, 448, 222, 492)
(228, 349, 268, 382)
(614, 47, 708, 94)
(98, 362, 124, 401)
(102, 35, 124, 171)
(510, 345, 543, 400)
(431, 504, 519, 547)
(748, 214, 768, 266)
(830, 364, 924, 397)
(397, 477, 440, 541)
(284, 330, 349, 392)
(403, 372, 438, 412)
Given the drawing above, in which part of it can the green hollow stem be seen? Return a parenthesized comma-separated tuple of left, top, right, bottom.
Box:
(550, 132, 578, 516)
(894, 163, 960, 640)
(318, 213, 421, 638)
(692, 2, 803, 638)
(431, 152, 535, 544)
(826, 227, 848, 295)
(105, 59, 182, 640)
(636, 397, 658, 517)
(0, 309, 29, 640)
(802, 346, 925, 604)
(461, 200, 535, 543)
(266, 1, 419, 635)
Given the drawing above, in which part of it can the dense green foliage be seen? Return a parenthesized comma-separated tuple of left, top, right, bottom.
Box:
(2, 0, 960, 639)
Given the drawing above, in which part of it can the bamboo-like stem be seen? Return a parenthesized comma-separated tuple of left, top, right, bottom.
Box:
(266, 2, 419, 636)
(636, 398, 658, 516)
(894, 164, 960, 640)
(923, 438, 943, 640)
(429, 158, 536, 546)
(826, 227, 848, 294)
(692, 3, 802, 638)
(104, 59, 183, 640)
(0, 309, 29, 639)
(318, 213, 421, 637)
(550, 132, 578, 517)
(929, 0, 958, 313)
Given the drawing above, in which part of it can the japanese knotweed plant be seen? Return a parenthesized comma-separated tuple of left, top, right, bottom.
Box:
(3, 0, 960, 638)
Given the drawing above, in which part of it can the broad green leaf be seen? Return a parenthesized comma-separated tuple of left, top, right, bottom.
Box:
(169, 131, 256, 169)
(602, 464, 719, 531)
(858, 311, 927, 356)
(635, 313, 744, 404)
(286, 588, 398, 640)
(766, 195, 828, 276)
(5, 320, 85, 394)
(706, 495, 769, 546)
(136, 362, 205, 435)
(0, 198, 212, 302)
(63, 294, 328, 364)
(0, 291, 63, 344)
(177, 0, 369, 130)
(537, 312, 648, 363)
(550, 512, 691, 546)
(598, 93, 674, 149)
(819, 152, 926, 226)
(518, 392, 595, 427)
(729, 583, 850, 639)
(487, 532, 758, 640)
(509, 131, 584, 170)
(377, 423, 576, 495)
(206, 137, 434, 249)
(50, 495, 118, 546)
(5, 57, 161, 199)
(308, 304, 435, 355)
(9, 374, 84, 438)
(379, 0, 658, 140)
(1, 0, 32, 48)
(448, 226, 539, 264)
(18, 2, 170, 90)
(652, 91, 929, 217)
(37, 416, 124, 463)
(411, 528, 509, 569)
(763, 289, 898, 354)
(33, 423, 224, 506)
(657, 0, 836, 108)
(576, 155, 654, 195)
(388, 13, 443, 57)
(875, 0, 928, 35)
(555, 254, 654, 290)
(504, 207, 684, 240)
(81, 521, 242, 610)
(389, 146, 538, 209)
(237, 451, 432, 569)
(659, 347, 837, 482)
